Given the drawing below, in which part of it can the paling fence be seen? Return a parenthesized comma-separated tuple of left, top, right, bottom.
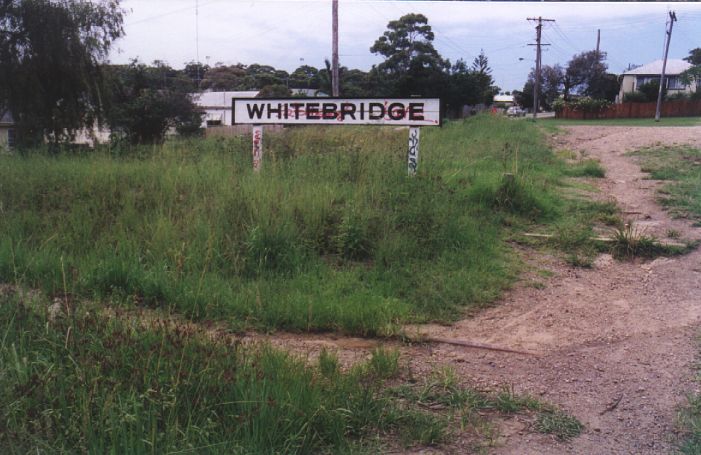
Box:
(556, 99, 701, 120)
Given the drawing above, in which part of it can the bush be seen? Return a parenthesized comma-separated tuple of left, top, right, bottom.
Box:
(568, 97, 612, 113)
(554, 97, 612, 114)
(622, 91, 650, 103)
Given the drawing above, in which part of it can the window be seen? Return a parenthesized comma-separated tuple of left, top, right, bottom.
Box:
(7, 128, 15, 148)
(636, 76, 659, 88)
(667, 77, 685, 90)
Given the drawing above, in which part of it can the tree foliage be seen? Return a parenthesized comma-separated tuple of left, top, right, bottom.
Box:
(369, 14, 498, 115)
(684, 48, 701, 66)
(370, 13, 450, 98)
(564, 50, 617, 100)
(104, 60, 202, 144)
(516, 65, 564, 111)
(0, 0, 124, 147)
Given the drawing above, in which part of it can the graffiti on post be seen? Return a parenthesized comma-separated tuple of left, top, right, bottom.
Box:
(252, 125, 263, 172)
(407, 127, 420, 176)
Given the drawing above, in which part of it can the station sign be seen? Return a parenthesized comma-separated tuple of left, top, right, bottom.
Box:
(233, 98, 441, 126)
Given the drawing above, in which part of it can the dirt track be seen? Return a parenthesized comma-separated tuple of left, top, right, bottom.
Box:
(249, 126, 701, 454)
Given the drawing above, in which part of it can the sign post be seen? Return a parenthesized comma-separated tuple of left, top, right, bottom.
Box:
(252, 125, 263, 172)
(407, 127, 420, 176)
(233, 98, 441, 173)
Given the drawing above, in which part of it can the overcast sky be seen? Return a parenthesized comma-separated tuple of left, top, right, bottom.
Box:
(110, 1, 701, 91)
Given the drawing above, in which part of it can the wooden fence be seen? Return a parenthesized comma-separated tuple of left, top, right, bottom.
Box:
(557, 99, 701, 120)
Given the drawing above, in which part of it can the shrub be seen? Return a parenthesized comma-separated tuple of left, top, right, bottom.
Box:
(622, 91, 650, 103)
(568, 97, 612, 113)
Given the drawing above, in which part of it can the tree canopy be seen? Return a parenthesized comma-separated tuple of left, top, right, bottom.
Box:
(0, 0, 124, 146)
(104, 60, 203, 145)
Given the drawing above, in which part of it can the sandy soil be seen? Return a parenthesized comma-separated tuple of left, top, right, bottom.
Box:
(238, 126, 701, 454)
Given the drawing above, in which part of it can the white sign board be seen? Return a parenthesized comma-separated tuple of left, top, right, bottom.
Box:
(232, 98, 441, 126)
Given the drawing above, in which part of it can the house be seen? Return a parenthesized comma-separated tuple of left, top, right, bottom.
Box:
(493, 94, 515, 106)
(290, 88, 328, 97)
(0, 109, 15, 150)
(192, 90, 260, 127)
(617, 59, 697, 102)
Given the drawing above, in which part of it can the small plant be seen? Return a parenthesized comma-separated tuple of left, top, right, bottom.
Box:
(610, 223, 680, 259)
(535, 410, 583, 440)
(667, 229, 681, 239)
(493, 385, 541, 413)
(335, 209, 372, 261)
(318, 347, 339, 378)
(565, 159, 605, 178)
(367, 346, 400, 380)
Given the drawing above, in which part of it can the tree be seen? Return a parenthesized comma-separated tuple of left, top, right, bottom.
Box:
(289, 65, 320, 89)
(200, 64, 248, 91)
(519, 65, 564, 111)
(680, 48, 701, 94)
(470, 50, 500, 105)
(256, 84, 291, 98)
(564, 50, 617, 100)
(684, 48, 701, 65)
(0, 0, 124, 147)
(105, 60, 203, 144)
(183, 61, 210, 88)
(370, 13, 449, 97)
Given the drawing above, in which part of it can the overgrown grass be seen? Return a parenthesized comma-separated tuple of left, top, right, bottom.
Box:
(629, 145, 701, 223)
(0, 291, 579, 452)
(0, 291, 442, 454)
(0, 115, 611, 334)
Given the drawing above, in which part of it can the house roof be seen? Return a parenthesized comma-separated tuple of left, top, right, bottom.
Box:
(493, 95, 514, 103)
(290, 88, 328, 97)
(0, 109, 14, 125)
(623, 59, 691, 76)
(192, 91, 259, 108)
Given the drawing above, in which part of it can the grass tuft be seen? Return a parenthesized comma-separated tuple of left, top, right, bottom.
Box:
(535, 410, 584, 440)
(565, 159, 606, 178)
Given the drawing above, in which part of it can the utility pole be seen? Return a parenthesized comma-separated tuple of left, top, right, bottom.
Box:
(655, 10, 676, 122)
(527, 17, 555, 120)
(195, 0, 202, 88)
(596, 29, 600, 61)
(332, 0, 340, 96)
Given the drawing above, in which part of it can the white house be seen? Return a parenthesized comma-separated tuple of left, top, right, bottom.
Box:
(192, 91, 260, 127)
(617, 59, 697, 102)
(0, 109, 15, 150)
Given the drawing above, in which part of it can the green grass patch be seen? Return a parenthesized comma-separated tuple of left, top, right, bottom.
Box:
(628, 145, 701, 222)
(564, 159, 605, 178)
(543, 117, 701, 128)
(0, 115, 617, 334)
(0, 292, 445, 454)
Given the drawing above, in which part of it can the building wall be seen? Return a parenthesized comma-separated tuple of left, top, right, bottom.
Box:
(0, 126, 10, 150)
(618, 74, 696, 103)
